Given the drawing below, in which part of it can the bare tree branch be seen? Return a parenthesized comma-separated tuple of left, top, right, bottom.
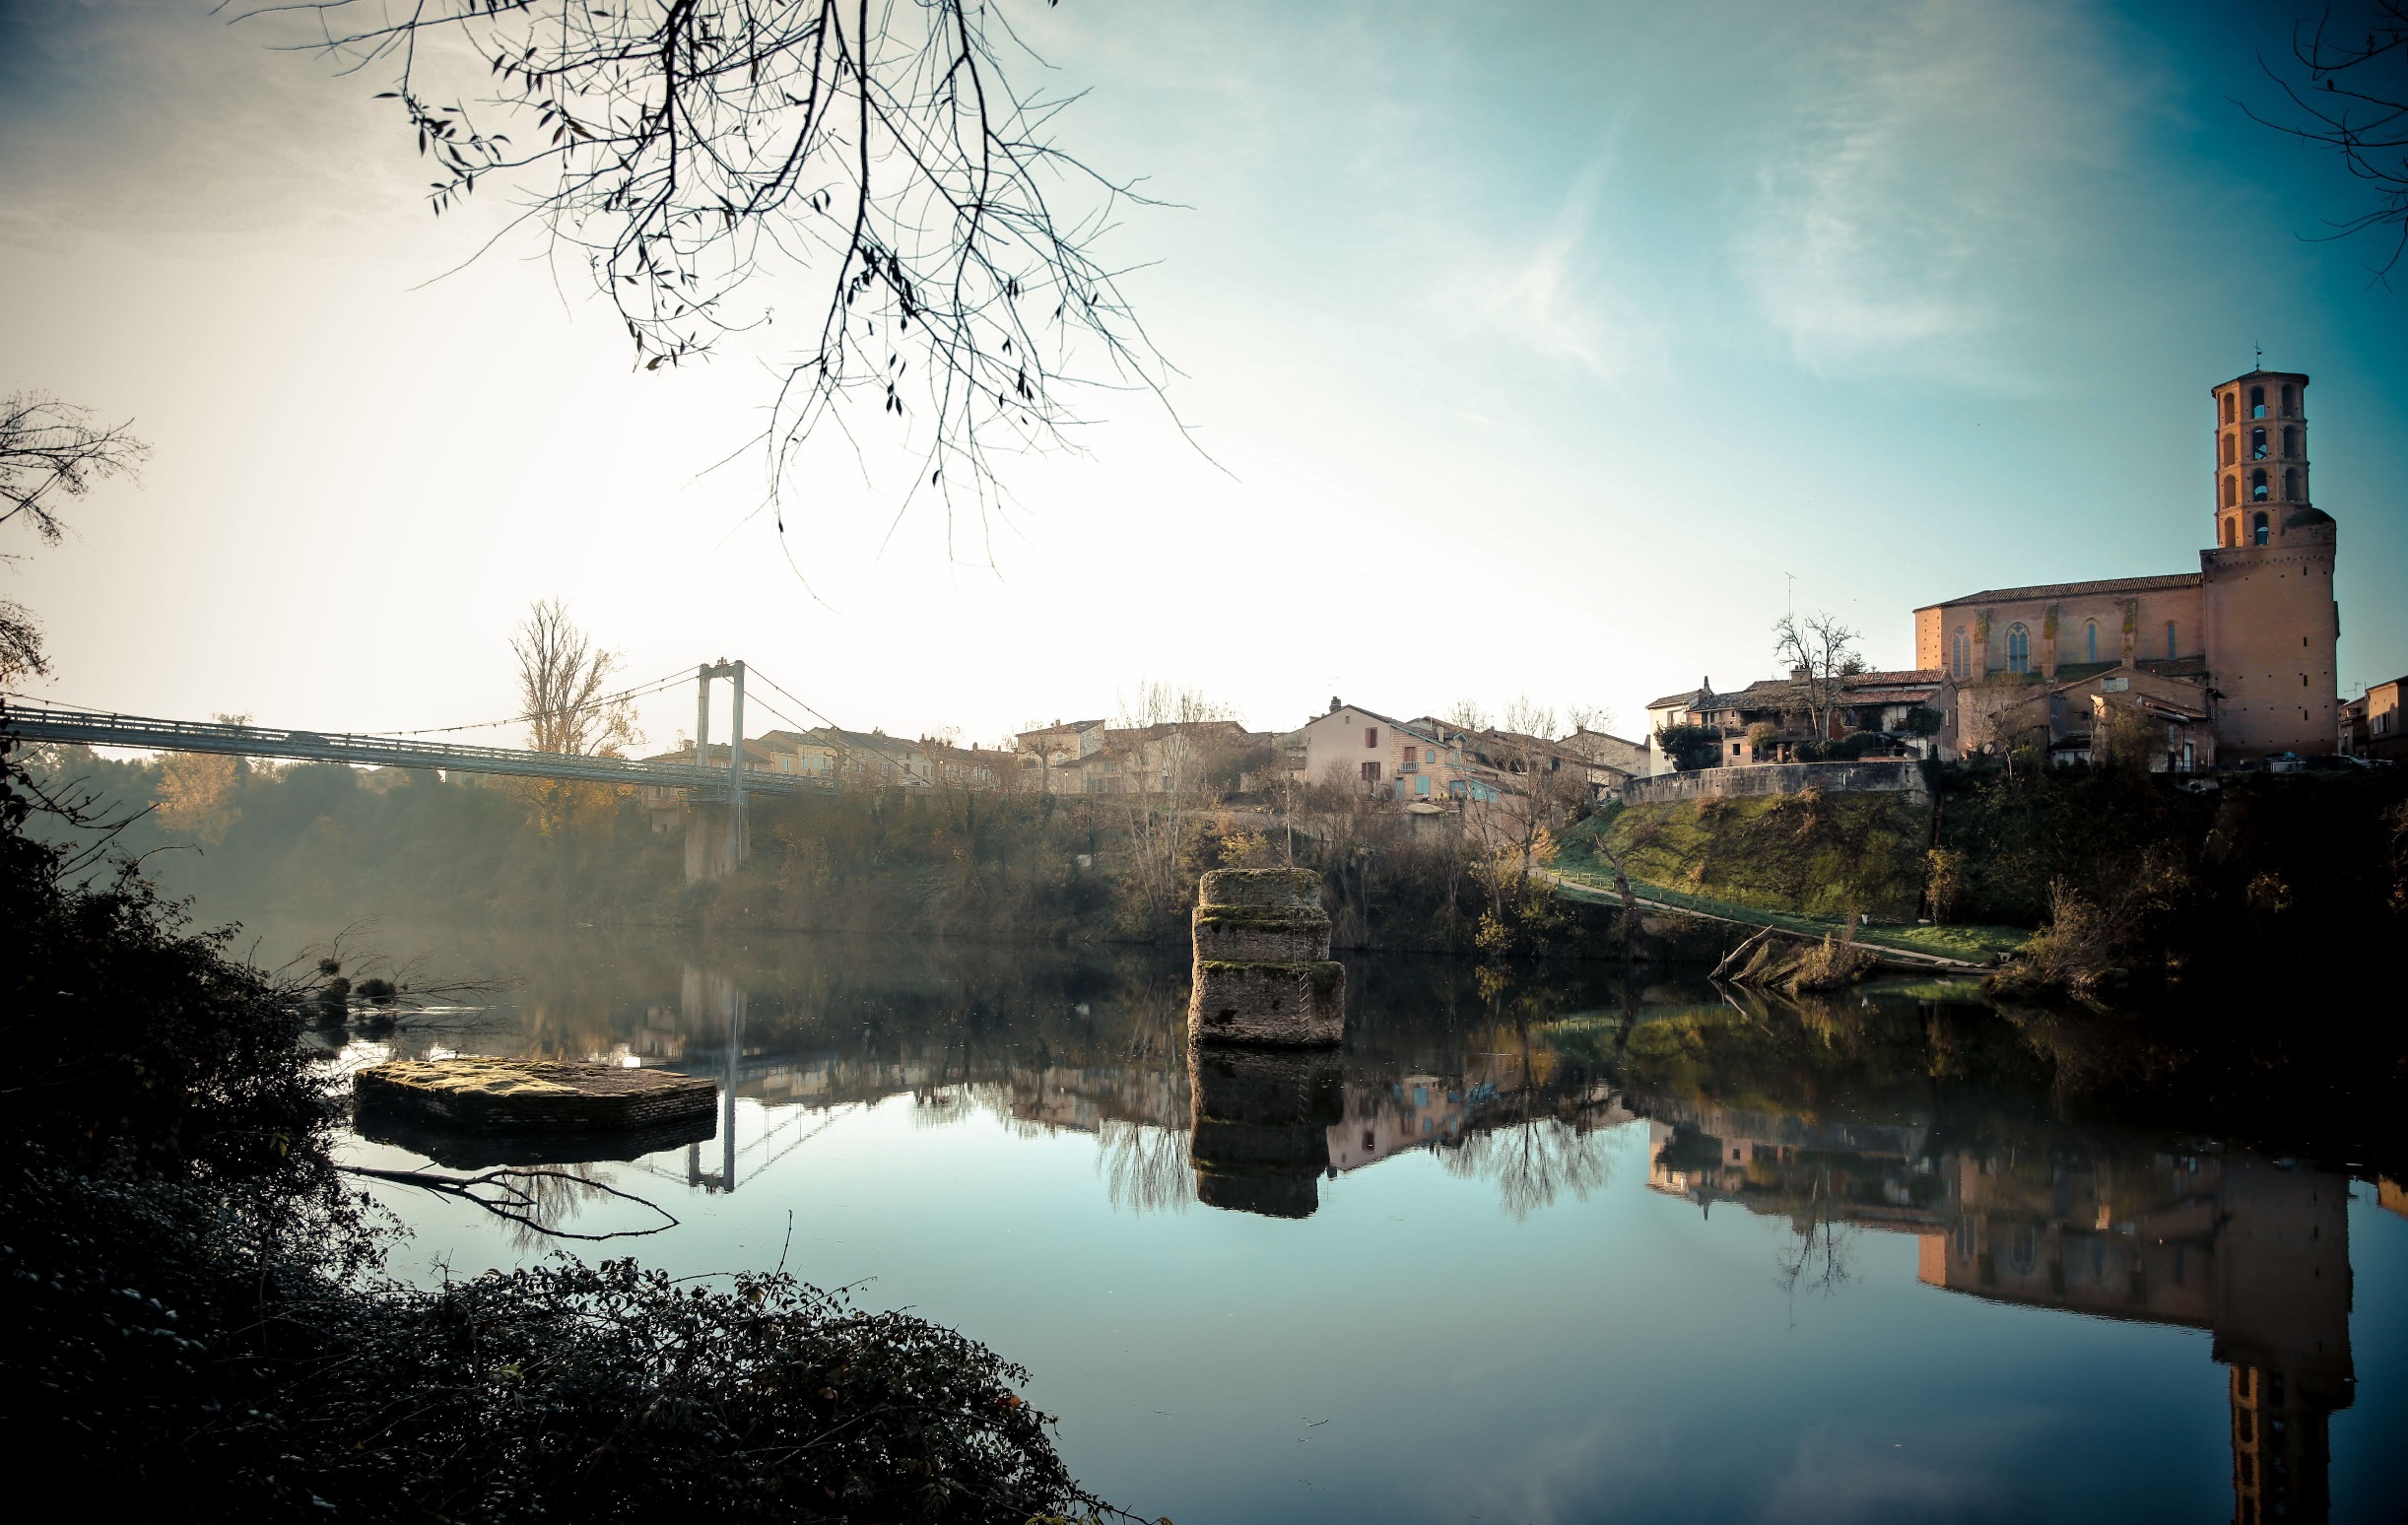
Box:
(237, 0, 1177, 550)
(0, 390, 149, 548)
(2246, 1, 2408, 278)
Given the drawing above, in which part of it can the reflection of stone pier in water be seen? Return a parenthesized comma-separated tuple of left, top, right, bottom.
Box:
(1188, 1046, 1344, 1218)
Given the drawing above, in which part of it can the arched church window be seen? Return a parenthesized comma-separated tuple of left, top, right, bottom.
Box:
(2252, 511, 2269, 546)
(2285, 468, 2301, 500)
(2220, 433, 2233, 466)
(1950, 630, 1971, 678)
(2249, 386, 2266, 419)
(2222, 392, 2235, 425)
(2084, 621, 2099, 664)
(2250, 428, 2267, 460)
(2283, 426, 2299, 457)
(2250, 469, 2269, 500)
(2222, 517, 2237, 548)
(2282, 383, 2297, 413)
(2222, 475, 2237, 507)
(2005, 624, 2031, 675)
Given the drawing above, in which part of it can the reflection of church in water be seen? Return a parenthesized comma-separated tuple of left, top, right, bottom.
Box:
(1646, 1107, 2356, 1524)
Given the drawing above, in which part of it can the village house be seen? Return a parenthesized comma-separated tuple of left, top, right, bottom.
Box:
(1558, 727, 1651, 778)
(1012, 717, 1266, 797)
(1295, 701, 1505, 805)
(1655, 670, 1955, 768)
(1442, 724, 1631, 803)
(634, 738, 782, 832)
(2343, 676, 2406, 762)
(1978, 667, 2217, 771)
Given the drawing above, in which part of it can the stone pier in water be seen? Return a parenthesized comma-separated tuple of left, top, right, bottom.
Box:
(1187, 868, 1344, 1047)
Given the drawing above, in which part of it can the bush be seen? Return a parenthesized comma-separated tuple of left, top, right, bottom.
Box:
(0, 714, 1117, 1522)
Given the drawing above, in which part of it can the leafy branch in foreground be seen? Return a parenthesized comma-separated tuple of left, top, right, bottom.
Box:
(249, 0, 1172, 551)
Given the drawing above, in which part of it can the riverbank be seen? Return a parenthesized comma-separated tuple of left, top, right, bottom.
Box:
(0, 725, 1122, 1524)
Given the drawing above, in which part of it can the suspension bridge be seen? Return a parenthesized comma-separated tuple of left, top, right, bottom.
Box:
(2, 660, 846, 880)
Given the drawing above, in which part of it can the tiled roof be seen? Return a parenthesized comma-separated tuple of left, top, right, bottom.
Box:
(1646, 689, 1705, 709)
(1918, 572, 2201, 609)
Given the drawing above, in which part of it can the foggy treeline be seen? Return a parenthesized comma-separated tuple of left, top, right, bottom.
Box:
(26, 745, 1622, 958)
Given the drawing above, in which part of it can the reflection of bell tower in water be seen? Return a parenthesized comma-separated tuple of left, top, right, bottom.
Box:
(2218, 1165, 2354, 1525)
(1918, 1155, 2353, 1523)
(2203, 368, 2340, 761)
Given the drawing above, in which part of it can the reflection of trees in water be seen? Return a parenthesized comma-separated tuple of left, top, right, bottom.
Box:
(1444, 1115, 1613, 1220)
(1098, 1120, 1192, 1216)
(1775, 1173, 1859, 1306)
(502, 1162, 610, 1251)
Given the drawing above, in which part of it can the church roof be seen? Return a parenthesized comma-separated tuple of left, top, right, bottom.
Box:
(1917, 571, 2201, 611)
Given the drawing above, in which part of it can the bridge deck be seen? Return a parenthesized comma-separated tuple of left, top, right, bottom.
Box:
(2, 703, 826, 798)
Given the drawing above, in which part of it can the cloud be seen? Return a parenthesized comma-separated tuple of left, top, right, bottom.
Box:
(1740, 0, 2144, 385)
(1429, 155, 1665, 386)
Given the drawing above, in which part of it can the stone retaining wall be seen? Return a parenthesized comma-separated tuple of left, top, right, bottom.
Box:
(1624, 760, 1930, 807)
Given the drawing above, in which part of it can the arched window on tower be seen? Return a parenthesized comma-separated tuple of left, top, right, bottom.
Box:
(2253, 511, 2270, 546)
(2223, 475, 2238, 507)
(2283, 425, 2299, 457)
(2282, 383, 2297, 413)
(2222, 516, 2238, 548)
(2222, 392, 2236, 425)
(1950, 629, 1970, 679)
(2005, 624, 2032, 675)
(2251, 469, 2269, 500)
(2220, 433, 2234, 466)
(2285, 467, 2301, 500)
(2084, 621, 2099, 664)
(2250, 428, 2267, 460)
(2250, 386, 2266, 419)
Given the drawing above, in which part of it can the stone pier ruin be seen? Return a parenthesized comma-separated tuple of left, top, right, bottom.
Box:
(1187, 868, 1345, 1047)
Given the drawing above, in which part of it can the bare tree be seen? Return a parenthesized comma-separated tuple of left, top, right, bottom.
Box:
(511, 599, 640, 758)
(1564, 702, 1618, 737)
(1, 391, 150, 547)
(1110, 680, 1235, 924)
(0, 603, 44, 686)
(1, 391, 150, 686)
(2249, 3, 2408, 277)
(252, 0, 1171, 544)
(1772, 611, 1863, 748)
(1444, 697, 1492, 733)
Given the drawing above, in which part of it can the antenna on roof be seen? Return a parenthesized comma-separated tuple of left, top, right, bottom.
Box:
(1783, 571, 1795, 618)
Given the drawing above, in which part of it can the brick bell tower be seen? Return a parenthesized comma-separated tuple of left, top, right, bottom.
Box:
(2203, 368, 2338, 761)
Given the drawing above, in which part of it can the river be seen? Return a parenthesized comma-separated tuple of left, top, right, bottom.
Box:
(248, 914, 2407, 1524)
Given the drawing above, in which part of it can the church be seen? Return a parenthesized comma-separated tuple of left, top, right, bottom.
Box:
(1913, 367, 2340, 764)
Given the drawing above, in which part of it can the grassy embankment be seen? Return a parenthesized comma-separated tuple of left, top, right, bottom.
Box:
(1557, 790, 2029, 964)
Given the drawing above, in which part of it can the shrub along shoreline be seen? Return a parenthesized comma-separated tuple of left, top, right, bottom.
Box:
(0, 719, 1125, 1523)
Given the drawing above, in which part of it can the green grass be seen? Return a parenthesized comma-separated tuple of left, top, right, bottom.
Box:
(1550, 861, 2028, 965)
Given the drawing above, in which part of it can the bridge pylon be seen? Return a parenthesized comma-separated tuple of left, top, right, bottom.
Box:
(688, 660, 750, 884)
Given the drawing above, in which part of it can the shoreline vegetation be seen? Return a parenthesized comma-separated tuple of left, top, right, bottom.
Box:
(27, 739, 2407, 1003)
(0, 720, 1128, 1523)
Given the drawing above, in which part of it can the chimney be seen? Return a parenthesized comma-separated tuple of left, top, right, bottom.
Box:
(1329, 696, 1342, 714)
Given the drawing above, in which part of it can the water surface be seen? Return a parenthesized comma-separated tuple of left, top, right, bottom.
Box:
(283, 921, 2406, 1524)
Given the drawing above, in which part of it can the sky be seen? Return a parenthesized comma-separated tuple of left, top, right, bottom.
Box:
(4, 0, 2406, 752)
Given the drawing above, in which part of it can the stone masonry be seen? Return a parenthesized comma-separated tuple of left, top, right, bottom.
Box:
(1187, 867, 1345, 1046)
